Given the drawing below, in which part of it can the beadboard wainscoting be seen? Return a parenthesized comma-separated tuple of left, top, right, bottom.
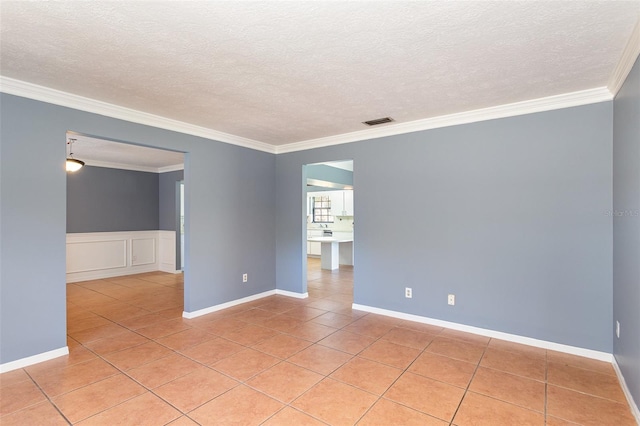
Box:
(66, 230, 178, 282)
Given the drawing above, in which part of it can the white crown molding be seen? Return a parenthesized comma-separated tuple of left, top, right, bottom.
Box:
(83, 159, 183, 173)
(608, 16, 640, 96)
(275, 87, 613, 154)
(157, 164, 185, 173)
(0, 76, 276, 154)
(1, 76, 615, 156)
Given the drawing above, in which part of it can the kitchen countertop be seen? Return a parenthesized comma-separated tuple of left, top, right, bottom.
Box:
(307, 236, 353, 243)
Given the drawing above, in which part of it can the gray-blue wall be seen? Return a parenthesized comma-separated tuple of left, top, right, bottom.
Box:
(613, 56, 640, 408)
(0, 93, 276, 364)
(67, 166, 160, 232)
(277, 102, 614, 352)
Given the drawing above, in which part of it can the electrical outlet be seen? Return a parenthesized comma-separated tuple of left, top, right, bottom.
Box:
(242, 273, 248, 283)
(405, 287, 412, 298)
(448, 294, 455, 306)
(616, 321, 620, 338)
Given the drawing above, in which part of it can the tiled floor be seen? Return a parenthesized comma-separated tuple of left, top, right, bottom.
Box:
(1, 258, 637, 425)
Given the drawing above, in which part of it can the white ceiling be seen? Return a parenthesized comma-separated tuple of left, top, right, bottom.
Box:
(68, 134, 184, 172)
(1, 1, 639, 152)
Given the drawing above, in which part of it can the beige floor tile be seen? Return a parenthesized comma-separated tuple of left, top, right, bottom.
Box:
(384, 372, 465, 422)
(359, 398, 449, 426)
(440, 329, 490, 346)
(68, 322, 129, 344)
(318, 329, 375, 354)
(230, 307, 277, 323)
(25, 343, 98, 376)
(189, 385, 283, 425)
(342, 317, 396, 338)
(330, 356, 402, 395)
(359, 339, 421, 369)
(395, 320, 444, 334)
(261, 406, 326, 425)
(52, 374, 145, 423)
(453, 392, 544, 425)
(547, 384, 637, 426)
(260, 314, 304, 332)
(30, 358, 119, 397)
(0, 378, 47, 415)
(221, 323, 279, 345)
(408, 351, 477, 388)
(545, 416, 582, 425)
(468, 367, 545, 412)
(193, 317, 249, 335)
(154, 367, 238, 412)
(155, 327, 216, 351)
(286, 322, 338, 342)
(83, 330, 149, 355)
(211, 348, 280, 381)
(136, 318, 192, 339)
(115, 313, 167, 330)
(480, 347, 546, 380)
(292, 378, 378, 425)
(381, 326, 436, 350)
(102, 341, 173, 371)
(547, 350, 616, 376)
(178, 337, 244, 365)
(126, 353, 202, 388)
(251, 333, 313, 359)
(487, 338, 547, 359)
(77, 392, 181, 425)
(0, 401, 68, 426)
(426, 337, 486, 364)
(547, 361, 626, 402)
(166, 416, 200, 426)
(0, 369, 30, 387)
(288, 344, 352, 375)
(280, 306, 327, 321)
(247, 361, 323, 403)
(310, 311, 356, 328)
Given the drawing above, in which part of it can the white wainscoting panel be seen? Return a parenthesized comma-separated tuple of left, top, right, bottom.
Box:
(66, 231, 162, 282)
(131, 238, 156, 266)
(67, 239, 126, 273)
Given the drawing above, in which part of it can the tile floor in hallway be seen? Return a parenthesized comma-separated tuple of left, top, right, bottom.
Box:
(1, 257, 637, 425)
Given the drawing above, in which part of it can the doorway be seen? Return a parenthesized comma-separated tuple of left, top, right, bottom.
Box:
(304, 160, 354, 307)
(65, 132, 187, 344)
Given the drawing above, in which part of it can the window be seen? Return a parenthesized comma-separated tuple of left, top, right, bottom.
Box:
(313, 195, 334, 223)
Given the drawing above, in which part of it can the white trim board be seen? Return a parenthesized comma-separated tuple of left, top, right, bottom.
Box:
(613, 356, 640, 424)
(0, 76, 275, 154)
(608, 17, 640, 96)
(0, 75, 614, 155)
(275, 87, 613, 154)
(84, 159, 184, 174)
(182, 289, 309, 319)
(0, 346, 69, 373)
(352, 303, 613, 362)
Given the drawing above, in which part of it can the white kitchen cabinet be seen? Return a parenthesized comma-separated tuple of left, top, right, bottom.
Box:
(343, 190, 354, 216)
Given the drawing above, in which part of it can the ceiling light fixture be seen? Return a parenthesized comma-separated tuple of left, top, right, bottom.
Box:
(66, 138, 84, 172)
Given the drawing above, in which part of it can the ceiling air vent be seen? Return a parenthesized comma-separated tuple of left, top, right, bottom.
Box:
(362, 117, 394, 126)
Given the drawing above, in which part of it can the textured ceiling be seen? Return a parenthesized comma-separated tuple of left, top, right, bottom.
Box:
(2, 1, 639, 147)
(68, 134, 184, 171)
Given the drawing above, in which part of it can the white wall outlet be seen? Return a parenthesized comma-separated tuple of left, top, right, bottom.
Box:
(448, 294, 455, 305)
(616, 321, 620, 338)
(405, 287, 412, 298)
(242, 273, 248, 283)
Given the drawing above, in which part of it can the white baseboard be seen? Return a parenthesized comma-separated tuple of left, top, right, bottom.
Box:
(613, 356, 640, 424)
(182, 290, 276, 319)
(0, 346, 69, 373)
(276, 289, 309, 299)
(352, 303, 612, 362)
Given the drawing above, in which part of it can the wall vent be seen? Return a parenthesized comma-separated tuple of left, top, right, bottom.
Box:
(362, 117, 394, 126)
